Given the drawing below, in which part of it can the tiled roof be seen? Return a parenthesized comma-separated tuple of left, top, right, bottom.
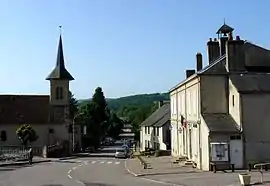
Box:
(0, 95, 50, 124)
(202, 113, 240, 133)
(230, 73, 270, 93)
(141, 103, 170, 127)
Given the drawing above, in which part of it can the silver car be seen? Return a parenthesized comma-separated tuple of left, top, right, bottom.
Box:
(115, 149, 127, 159)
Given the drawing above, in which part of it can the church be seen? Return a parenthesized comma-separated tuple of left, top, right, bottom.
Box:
(0, 32, 80, 151)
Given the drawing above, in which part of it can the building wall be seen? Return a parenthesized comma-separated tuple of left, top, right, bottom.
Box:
(50, 80, 70, 105)
(200, 117, 210, 171)
(140, 125, 168, 151)
(0, 123, 71, 147)
(170, 90, 178, 156)
(200, 75, 227, 113)
(228, 79, 241, 127)
(241, 94, 270, 164)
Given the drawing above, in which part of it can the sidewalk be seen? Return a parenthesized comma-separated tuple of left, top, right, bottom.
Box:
(125, 156, 270, 186)
(0, 156, 51, 167)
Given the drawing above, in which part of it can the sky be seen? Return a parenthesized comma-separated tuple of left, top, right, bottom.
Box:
(0, 0, 269, 99)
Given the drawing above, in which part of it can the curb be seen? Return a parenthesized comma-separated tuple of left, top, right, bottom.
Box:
(124, 160, 140, 177)
(124, 159, 183, 186)
(0, 160, 51, 167)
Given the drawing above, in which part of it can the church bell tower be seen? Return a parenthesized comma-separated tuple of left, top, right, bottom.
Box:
(46, 27, 74, 123)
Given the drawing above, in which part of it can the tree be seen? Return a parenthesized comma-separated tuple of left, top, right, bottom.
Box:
(16, 124, 38, 147)
(69, 91, 78, 119)
(80, 87, 110, 149)
(107, 113, 124, 139)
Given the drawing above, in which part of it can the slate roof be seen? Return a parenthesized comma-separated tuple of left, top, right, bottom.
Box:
(141, 103, 170, 127)
(216, 23, 234, 34)
(0, 95, 50, 124)
(46, 35, 74, 81)
(202, 113, 240, 133)
(230, 73, 270, 93)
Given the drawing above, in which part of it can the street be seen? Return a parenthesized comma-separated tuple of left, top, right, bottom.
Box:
(0, 157, 163, 186)
(0, 142, 165, 186)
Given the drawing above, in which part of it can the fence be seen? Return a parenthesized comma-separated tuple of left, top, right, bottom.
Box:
(0, 146, 43, 162)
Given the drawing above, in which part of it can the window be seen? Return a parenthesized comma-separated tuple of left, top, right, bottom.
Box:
(178, 93, 181, 114)
(145, 126, 147, 134)
(156, 127, 159, 136)
(232, 95, 235, 107)
(0, 131, 7, 141)
(156, 143, 160, 150)
(192, 91, 197, 115)
(56, 87, 63, 100)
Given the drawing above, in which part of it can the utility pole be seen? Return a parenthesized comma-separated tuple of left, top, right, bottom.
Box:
(72, 113, 83, 152)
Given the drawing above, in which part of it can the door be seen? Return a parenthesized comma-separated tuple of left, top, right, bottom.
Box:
(230, 136, 243, 169)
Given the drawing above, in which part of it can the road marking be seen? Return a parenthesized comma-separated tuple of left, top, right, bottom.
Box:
(68, 170, 72, 174)
(124, 160, 182, 186)
(100, 161, 105, 164)
(92, 161, 96, 164)
(107, 161, 112, 164)
(68, 174, 72, 179)
(72, 166, 78, 170)
(78, 164, 82, 167)
(115, 162, 120, 164)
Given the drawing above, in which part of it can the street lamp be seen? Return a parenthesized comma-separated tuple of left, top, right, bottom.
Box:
(72, 113, 83, 152)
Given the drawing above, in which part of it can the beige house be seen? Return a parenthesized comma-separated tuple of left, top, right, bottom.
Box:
(140, 101, 171, 151)
(0, 34, 81, 153)
(170, 23, 270, 170)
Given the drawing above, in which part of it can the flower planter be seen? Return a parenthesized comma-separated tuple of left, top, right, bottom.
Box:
(238, 173, 251, 186)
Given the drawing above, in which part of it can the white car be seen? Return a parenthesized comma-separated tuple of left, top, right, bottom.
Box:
(115, 149, 127, 159)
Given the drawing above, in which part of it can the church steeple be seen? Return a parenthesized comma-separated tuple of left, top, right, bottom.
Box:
(46, 29, 74, 81)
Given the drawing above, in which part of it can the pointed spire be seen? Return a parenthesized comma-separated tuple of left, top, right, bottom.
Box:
(46, 26, 74, 81)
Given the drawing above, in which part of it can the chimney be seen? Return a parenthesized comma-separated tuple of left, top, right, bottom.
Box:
(196, 53, 203, 71)
(225, 35, 245, 72)
(158, 100, 164, 108)
(186, 69, 196, 78)
(207, 38, 220, 64)
(220, 36, 228, 55)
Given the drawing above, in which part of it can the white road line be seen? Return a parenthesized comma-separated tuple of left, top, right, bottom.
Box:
(92, 161, 96, 164)
(78, 164, 82, 167)
(68, 170, 72, 174)
(115, 162, 120, 164)
(100, 161, 105, 164)
(68, 174, 72, 179)
(107, 161, 112, 164)
(72, 166, 78, 170)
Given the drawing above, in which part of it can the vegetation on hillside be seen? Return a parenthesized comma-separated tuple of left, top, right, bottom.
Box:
(78, 92, 169, 141)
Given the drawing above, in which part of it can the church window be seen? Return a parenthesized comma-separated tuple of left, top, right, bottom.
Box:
(56, 87, 63, 100)
(0, 131, 7, 141)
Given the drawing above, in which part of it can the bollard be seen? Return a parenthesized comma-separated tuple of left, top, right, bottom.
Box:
(265, 165, 268, 171)
(213, 165, 217, 173)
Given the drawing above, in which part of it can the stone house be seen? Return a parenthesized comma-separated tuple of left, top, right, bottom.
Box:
(140, 101, 171, 151)
(170, 23, 270, 170)
(0, 33, 81, 152)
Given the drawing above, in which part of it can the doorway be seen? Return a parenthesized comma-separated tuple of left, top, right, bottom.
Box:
(230, 135, 243, 169)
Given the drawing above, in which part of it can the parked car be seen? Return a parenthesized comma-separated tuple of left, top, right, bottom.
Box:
(115, 148, 128, 159)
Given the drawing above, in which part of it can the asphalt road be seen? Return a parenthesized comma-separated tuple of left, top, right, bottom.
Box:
(0, 158, 162, 186)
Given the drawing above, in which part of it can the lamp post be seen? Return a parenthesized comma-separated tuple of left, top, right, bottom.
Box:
(72, 113, 83, 152)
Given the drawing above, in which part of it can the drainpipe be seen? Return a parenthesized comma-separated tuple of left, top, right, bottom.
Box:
(198, 77, 202, 169)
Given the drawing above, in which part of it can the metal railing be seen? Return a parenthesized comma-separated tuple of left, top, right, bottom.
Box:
(254, 163, 270, 184)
